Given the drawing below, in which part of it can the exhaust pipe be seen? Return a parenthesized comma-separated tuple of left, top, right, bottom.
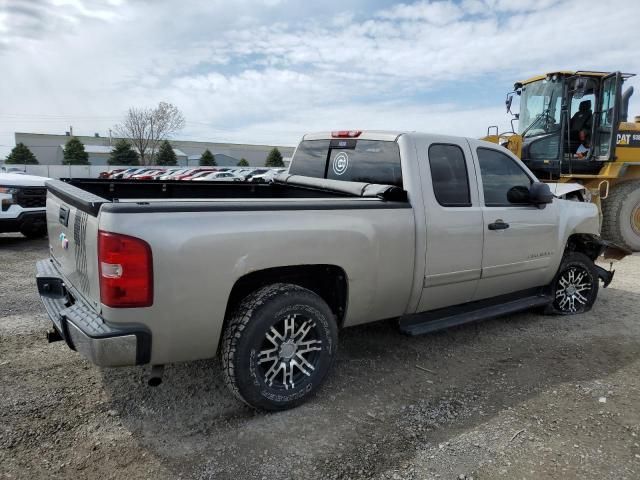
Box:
(148, 365, 165, 387)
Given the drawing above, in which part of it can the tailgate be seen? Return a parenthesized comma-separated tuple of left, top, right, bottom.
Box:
(45, 180, 105, 311)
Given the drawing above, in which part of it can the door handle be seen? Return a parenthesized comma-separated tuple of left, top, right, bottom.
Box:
(488, 219, 509, 230)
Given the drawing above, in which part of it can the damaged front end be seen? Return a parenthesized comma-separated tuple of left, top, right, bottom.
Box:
(595, 240, 632, 288)
(568, 234, 632, 288)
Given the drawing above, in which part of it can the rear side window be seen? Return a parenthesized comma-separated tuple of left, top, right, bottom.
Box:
(428, 144, 471, 207)
(477, 148, 533, 206)
(289, 139, 403, 187)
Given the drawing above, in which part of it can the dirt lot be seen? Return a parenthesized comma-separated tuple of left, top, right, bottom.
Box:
(1, 233, 639, 480)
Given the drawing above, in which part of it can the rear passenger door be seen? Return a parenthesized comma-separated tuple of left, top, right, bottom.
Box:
(416, 138, 484, 312)
(472, 145, 559, 300)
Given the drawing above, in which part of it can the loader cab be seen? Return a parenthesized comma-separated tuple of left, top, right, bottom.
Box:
(515, 71, 632, 179)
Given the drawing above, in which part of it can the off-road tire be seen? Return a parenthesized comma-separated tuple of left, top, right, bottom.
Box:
(221, 283, 338, 411)
(602, 180, 640, 251)
(547, 252, 599, 315)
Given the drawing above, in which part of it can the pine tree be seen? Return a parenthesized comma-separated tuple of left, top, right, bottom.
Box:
(5, 143, 38, 164)
(199, 149, 216, 166)
(237, 158, 249, 167)
(265, 147, 284, 167)
(108, 139, 139, 166)
(156, 140, 178, 166)
(62, 137, 89, 165)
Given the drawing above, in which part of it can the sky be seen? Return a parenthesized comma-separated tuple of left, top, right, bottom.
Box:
(0, 0, 639, 157)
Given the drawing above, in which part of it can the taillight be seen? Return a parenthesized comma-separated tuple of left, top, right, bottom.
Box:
(331, 130, 362, 138)
(98, 230, 153, 308)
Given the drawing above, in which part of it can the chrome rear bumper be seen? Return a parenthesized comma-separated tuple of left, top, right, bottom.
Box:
(36, 259, 151, 367)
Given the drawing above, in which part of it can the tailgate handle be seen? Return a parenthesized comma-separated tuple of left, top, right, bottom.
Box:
(59, 205, 70, 227)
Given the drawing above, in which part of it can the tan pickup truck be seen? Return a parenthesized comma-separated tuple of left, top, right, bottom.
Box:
(36, 130, 627, 410)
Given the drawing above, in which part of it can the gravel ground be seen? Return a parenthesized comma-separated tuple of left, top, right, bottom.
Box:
(1, 232, 639, 479)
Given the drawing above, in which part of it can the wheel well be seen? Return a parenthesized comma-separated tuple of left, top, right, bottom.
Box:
(565, 233, 603, 261)
(224, 264, 348, 327)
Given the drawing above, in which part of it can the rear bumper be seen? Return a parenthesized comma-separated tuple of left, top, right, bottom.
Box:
(0, 210, 46, 233)
(36, 259, 151, 367)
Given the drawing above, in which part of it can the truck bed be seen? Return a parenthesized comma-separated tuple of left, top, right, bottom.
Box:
(42, 172, 415, 366)
(49, 176, 408, 216)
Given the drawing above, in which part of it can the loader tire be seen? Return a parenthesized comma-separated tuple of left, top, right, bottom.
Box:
(601, 180, 640, 252)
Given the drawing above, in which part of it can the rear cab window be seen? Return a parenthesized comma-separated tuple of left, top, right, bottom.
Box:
(428, 144, 471, 207)
(289, 139, 403, 187)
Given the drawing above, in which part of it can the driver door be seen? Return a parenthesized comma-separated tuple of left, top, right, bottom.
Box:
(471, 145, 560, 300)
(594, 72, 622, 160)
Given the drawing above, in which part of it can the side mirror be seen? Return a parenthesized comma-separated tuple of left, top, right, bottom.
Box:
(506, 185, 530, 204)
(505, 94, 514, 114)
(506, 182, 553, 207)
(529, 182, 553, 206)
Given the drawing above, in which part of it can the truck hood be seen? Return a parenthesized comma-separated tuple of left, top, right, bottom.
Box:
(0, 172, 49, 187)
(547, 183, 586, 198)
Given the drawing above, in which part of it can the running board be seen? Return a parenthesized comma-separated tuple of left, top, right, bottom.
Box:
(399, 293, 552, 336)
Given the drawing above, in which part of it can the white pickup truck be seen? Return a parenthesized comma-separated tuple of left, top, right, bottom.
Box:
(0, 172, 48, 238)
(36, 131, 628, 410)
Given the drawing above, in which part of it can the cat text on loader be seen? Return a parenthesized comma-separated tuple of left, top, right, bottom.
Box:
(484, 71, 640, 251)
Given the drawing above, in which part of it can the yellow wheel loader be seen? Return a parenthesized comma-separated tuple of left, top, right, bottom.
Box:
(484, 71, 640, 251)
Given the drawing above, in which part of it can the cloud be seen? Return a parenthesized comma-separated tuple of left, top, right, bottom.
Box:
(377, 1, 464, 24)
(0, 0, 123, 48)
(0, 0, 639, 157)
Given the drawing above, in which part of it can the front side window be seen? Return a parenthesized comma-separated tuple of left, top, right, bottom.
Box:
(428, 144, 471, 207)
(477, 148, 532, 206)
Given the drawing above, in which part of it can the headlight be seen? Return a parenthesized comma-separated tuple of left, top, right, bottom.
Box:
(0, 186, 18, 211)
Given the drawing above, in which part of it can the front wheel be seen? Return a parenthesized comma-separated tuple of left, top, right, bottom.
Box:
(221, 283, 338, 411)
(549, 252, 599, 315)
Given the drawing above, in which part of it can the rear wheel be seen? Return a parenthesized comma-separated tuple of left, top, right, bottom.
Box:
(549, 252, 599, 315)
(221, 283, 338, 411)
(602, 180, 640, 251)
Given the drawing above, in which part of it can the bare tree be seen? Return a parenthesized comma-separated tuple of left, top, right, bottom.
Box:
(114, 102, 185, 165)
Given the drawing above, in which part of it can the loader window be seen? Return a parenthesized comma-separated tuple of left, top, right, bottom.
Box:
(428, 144, 471, 207)
(594, 75, 618, 159)
(519, 79, 562, 139)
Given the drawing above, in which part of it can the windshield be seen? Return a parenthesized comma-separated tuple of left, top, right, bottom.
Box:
(518, 79, 563, 138)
